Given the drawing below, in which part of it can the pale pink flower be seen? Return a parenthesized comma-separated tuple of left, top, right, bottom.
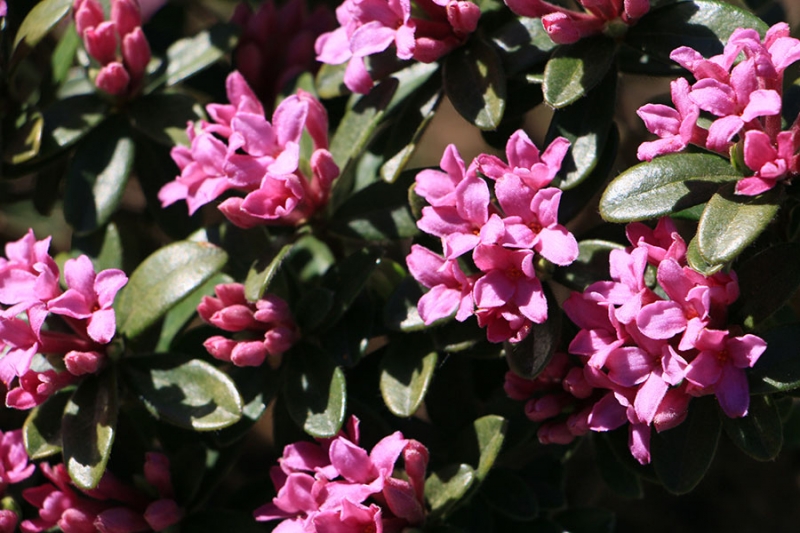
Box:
(405, 245, 475, 324)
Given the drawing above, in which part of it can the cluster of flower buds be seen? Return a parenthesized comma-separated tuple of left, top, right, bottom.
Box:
(159, 71, 340, 228)
(73, 0, 152, 97)
(231, 0, 336, 109)
(0, 230, 127, 409)
(20, 453, 183, 533)
(254, 416, 429, 532)
(197, 283, 298, 367)
(315, 0, 481, 93)
(407, 131, 578, 343)
(504, 0, 649, 44)
(638, 23, 800, 195)
(514, 217, 765, 464)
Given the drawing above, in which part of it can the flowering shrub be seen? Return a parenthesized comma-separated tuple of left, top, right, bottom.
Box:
(3, 0, 800, 530)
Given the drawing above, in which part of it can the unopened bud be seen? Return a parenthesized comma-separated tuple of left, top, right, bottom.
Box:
(122, 27, 151, 80)
(84, 21, 118, 65)
(74, 0, 105, 35)
(111, 0, 142, 37)
(96, 62, 130, 95)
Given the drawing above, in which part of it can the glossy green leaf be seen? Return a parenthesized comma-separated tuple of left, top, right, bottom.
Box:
(480, 469, 538, 521)
(384, 277, 426, 332)
(554, 507, 616, 533)
(64, 118, 134, 234)
(543, 36, 616, 108)
(491, 17, 556, 76)
(626, 0, 768, 64)
(600, 153, 738, 222)
(315, 62, 348, 99)
(11, 0, 73, 67)
(115, 241, 228, 339)
(546, 67, 616, 189)
(294, 287, 335, 333)
(722, 395, 783, 461)
(124, 358, 243, 431)
(471, 415, 507, 480)
(504, 288, 561, 379)
(287, 235, 335, 283)
(62, 371, 118, 490)
(379, 335, 437, 417)
(697, 184, 781, 264)
(748, 325, 800, 394)
(128, 92, 204, 146)
(685, 236, 724, 276)
(3, 112, 44, 166)
(443, 36, 507, 130)
(321, 248, 381, 326)
(212, 365, 279, 447)
(23, 389, 73, 460)
(555, 240, 624, 292)
(52, 25, 80, 85)
(591, 433, 643, 499)
(284, 344, 347, 437)
(165, 23, 240, 86)
(244, 243, 294, 302)
(651, 396, 720, 495)
(732, 243, 800, 329)
(74, 222, 124, 272)
(425, 464, 476, 517)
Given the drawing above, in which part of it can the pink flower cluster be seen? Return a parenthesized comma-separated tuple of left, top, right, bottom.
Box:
(197, 283, 298, 366)
(508, 218, 766, 464)
(637, 23, 800, 195)
(407, 131, 578, 343)
(254, 416, 429, 532)
(0, 429, 36, 532)
(504, 0, 649, 45)
(0, 230, 127, 409)
(159, 71, 339, 228)
(73, 0, 152, 97)
(21, 453, 183, 533)
(315, 0, 480, 93)
(232, 0, 336, 109)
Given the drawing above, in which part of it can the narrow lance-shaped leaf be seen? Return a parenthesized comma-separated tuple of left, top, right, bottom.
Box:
(697, 184, 781, 265)
(543, 35, 617, 108)
(600, 153, 739, 222)
(380, 335, 437, 417)
(115, 241, 228, 339)
(165, 23, 240, 86)
(124, 357, 244, 431)
(23, 389, 73, 460)
(283, 344, 346, 437)
(62, 370, 118, 490)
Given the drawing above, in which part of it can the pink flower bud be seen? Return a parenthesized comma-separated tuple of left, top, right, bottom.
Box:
(94, 506, 149, 533)
(122, 27, 151, 80)
(447, 1, 480, 36)
(210, 304, 260, 331)
(0, 510, 17, 533)
(144, 453, 173, 498)
(562, 367, 593, 399)
(537, 421, 575, 445)
(96, 62, 130, 95)
(61, 508, 99, 533)
(524, 394, 568, 422)
(230, 341, 269, 367)
(264, 325, 296, 356)
(84, 21, 118, 65)
(402, 440, 429, 502)
(144, 499, 184, 531)
(74, 0, 105, 35)
(64, 350, 103, 376)
(203, 336, 236, 362)
(111, 0, 142, 37)
(382, 477, 425, 525)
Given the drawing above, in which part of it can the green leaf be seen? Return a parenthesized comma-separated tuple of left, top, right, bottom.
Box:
(685, 236, 724, 276)
(294, 287, 335, 333)
(315, 62, 348, 99)
(733, 243, 800, 329)
(748, 325, 800, 394)
(52, 25, 80, 85)
(697, 184, 781, 264)
(554, 507, 616, 533)
(480, 469, 538, 521)
(425, 464, 476, 517)
(115, 241, 228, 339)
(124, 357, 243, 431)
(62, 370, 118, 490)
(165, 23, 240, 86)
(651, 396, 720, 495)
(491, 17, 556, 76)
(626, 0, 768, 64)
(180, 510, 267, 533)
(321, 248, 381, 326)
(10, 0, 73, 67)
(64, 117, 134, 234)
(244, 243, 294, 302)
(591, 433, 643, 499)
(379, 335, 437, 417)
(23, 388, 73, 460)
(543, 36, 617, 108)
(504, 288, 561, 379)
(600, 153, 739, 222)
(546, 67, 616, 189)
(555, 240, 624, 292)
(128, 92, 204, 146)
(383, 277, 426, 332)
(722, 395, 783, 461)
(212, 365, 279, 447)
(284, 344, 347, 437)
(443, 36, 507, 130)
(470, 415, 508, 481)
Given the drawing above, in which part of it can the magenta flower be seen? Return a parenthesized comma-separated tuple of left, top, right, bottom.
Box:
(0, 429, 35, 489)
(406, 245, 476, 325)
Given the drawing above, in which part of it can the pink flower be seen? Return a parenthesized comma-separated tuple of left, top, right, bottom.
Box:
(637, 78, 706, 161)
(406, 245, 475, 324)
(0, 429, 35, 488)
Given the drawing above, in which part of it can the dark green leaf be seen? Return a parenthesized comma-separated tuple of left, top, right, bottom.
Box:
(3, 112, 44, 166)
(212, 365, 279, 447)
(287, 235, 336, 283)
(11, 0, 73, 67)
(62, 370, 118, 490)
(244, 243, 294, 302)
(379, 335, 437, 417)
(651, 396, 720, 494)
(321, 248, 381, 326)
(722, 395, 783, 461)
(480, 469, 538, 521)
(128, 92, 204, 146)
(546, 67, 616, 189)
(283, 344, 347, 437)
(591, 433, 643, 499)
(600, 153, 738, 222)
(124, 358, 243, 431)
(697, 184, 781, 264)
(315, 62, 348, 99)
(749, 325, 800, 394)
(555, 240, 624, 292)
(73, 222, 124, 272)
(470, 415, 507, 480)
(64, 117, 134, 234)
(443, 36, 507, 130)
(180, 510, 266, 533)
(52, 25, 80, 85)
(732, 243, 800, 329)
(543, 36, 617, 108)
(491, 17, 556, 76)
(165, 23, 239, 86)
(115, 241, 228, 339)
(626, 0, 768, 64)
(554, 507, 616, 533)
(685, 236, 724, 276)
(425, 464, 476, 517)
(294, 287, 335, 332)
(504, 287, 561, 379)
(23, 388, 73, 460)
(384, 276, 426, 332)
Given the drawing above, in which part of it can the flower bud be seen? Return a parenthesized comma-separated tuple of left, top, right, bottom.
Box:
(447, 0, 481, 35)
(264, 325, 296, 356)
(202, 336, 236, 362)
(0, 510, 17, 533)
(144, 453, 173, 498)
(74, 0, 105, 35)
(122, 27, 151, 80)
(84, 21, 118, 65)
(94, 506, 149, 533)
(563, 366, 593, 399)
(96, 62, 131, 95)
(64, 351, 103, 376)
(144, 499, 184, 531)
(111, 0, 142, 37)
(230, 340, 269, 367)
